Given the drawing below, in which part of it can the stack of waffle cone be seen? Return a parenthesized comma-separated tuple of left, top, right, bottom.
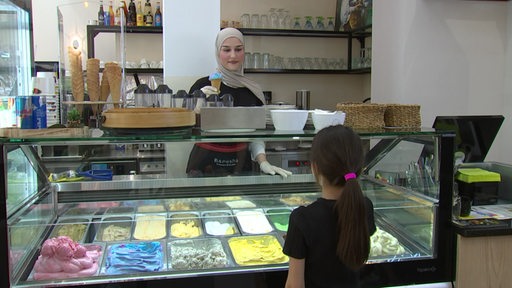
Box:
(86, 58, 101, 115)
(67, 46, 84, 113)
(104, 62, 122, 108)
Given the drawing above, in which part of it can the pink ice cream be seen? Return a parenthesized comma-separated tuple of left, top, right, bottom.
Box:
(33, 236, 102, 280)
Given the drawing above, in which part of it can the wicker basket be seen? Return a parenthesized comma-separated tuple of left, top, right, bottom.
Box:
(335, 103, 387, 129)
(384, 104, 421, 128)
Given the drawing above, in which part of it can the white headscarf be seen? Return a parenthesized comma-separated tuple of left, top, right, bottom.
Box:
(215, 28, 265, 104)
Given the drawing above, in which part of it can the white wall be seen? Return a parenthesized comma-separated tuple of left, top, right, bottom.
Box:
(32, 0, 59, 61)
(372, 0, 511, 163)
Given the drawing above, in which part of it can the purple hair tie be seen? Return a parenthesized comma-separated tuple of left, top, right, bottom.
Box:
(344, 172, 357, 181)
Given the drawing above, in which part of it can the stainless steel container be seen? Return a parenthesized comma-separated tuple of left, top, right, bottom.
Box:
(296, 90, 310, 110)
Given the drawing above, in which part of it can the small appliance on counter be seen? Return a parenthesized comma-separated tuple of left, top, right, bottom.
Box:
(455, 168, 501, 216)
(433, 115, 507, 217)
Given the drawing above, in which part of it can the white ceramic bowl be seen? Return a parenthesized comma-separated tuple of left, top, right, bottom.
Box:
(270, 109, 309, 130)
(311, 110, 346, 130)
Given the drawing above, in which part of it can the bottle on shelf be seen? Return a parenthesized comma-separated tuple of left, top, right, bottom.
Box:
(127, 0, 136, 26)
(154, 2, 162, 27)
(144, 0, 153, 26)
(136, 0, 144, 26)
(121, 1, 129, 19)
(114, 2, 123, 26)
(108, 1, 115, 26)
(98, 0, 105, 25)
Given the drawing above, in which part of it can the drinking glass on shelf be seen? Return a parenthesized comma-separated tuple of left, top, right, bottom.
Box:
(252, 52, 262, 69)
(240, 13, 250, 28)
(260, 14, 269, 29)
(327, 17, 335, 31)
(269, 8, 279, 29)
(277, 8, 286, 29)
(303, 57, 313, 70)
(283, 10, 292, 29)
(250, 14, 260, 28)
(244, 52, 253, 69)
(293, 17, 301, 30)
(315, 16, 325, 30)
(304, 16, 314, 30)
(262, 53, 270, 69)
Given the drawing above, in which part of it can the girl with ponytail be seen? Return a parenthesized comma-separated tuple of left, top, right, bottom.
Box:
(284, 125, 376, 288)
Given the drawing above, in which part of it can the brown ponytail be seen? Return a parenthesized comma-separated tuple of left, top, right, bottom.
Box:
(310, 125, 370, 270)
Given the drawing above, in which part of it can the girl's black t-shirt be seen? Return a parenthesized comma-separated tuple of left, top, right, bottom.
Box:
(283, 197, 376, 288)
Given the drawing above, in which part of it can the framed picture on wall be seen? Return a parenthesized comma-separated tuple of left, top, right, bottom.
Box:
(335, 0, 372, 31)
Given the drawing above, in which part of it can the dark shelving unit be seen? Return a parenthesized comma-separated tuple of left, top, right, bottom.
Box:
(85, 25, 371, 74)
(86, 25, 162, 59)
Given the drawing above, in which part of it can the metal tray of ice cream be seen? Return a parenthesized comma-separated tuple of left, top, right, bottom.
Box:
(167, 237, 235, 271)
(168, 211, 203, 239)
(26, 242, 105, 283)
(100, 240, 167, 275)
(132, 213, 168, 241)
(94, 216, 134, 242)
(201, 210, 240, 237)
(49, 217, 92, 243)
(264, 207, 292, 233)
(60, 207, 100, 218)
(226, 233, 289, 267)
(233, 209, 274, 235)
(104, 206, 135, 216)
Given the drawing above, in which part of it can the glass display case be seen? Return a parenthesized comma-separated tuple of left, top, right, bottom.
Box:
(1, 128, 456, 287)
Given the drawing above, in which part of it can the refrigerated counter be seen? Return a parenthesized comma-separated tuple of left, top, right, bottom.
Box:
(1, 128, 456, 287)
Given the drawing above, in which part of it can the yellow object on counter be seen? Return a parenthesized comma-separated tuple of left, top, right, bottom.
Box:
(133, 215, 166, 240)
(228, 235, 288, 266)
(170, 221, 201, 238)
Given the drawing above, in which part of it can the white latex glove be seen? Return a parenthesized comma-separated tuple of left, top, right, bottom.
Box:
(200, 85, 219, 96)
(259, 161, 293, 178)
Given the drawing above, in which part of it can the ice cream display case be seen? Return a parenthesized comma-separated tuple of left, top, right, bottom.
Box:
(0, 128, 456, 287)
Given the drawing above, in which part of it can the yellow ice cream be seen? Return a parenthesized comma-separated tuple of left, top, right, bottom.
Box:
(133, 215, 166, 240)
(228, 235, 288, 266)
(170, 213, 201, 238)
(170, 220, 201, 238)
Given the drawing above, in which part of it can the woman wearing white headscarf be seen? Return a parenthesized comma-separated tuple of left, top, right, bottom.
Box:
(187, 28, 291, 178)
(189, 27, 265, 105)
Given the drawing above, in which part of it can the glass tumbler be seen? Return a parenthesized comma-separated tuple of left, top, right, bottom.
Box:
(240, 13, 250, 28)
(252, 52, 262, 69)
(244, 52, 253, 69)
(260, 14, 269, 29)
(262, 53, 270, 69)
(250, 14, 260, 28)
(269, 8, 279, 29)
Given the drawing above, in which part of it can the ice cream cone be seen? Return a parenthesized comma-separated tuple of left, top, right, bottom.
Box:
(86, 58, 101, 115)
(210, 79, 221, 92)
(105, 63, 122, 108)
(208, 72, 222, 93)
(68, 47, 84, 114)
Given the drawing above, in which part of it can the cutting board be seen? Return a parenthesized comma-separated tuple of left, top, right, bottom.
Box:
(102, 107, 195, 128)
(0, 127, 90, 138)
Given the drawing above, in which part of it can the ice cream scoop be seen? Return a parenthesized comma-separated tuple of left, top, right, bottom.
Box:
(208, 72, 222, 92)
